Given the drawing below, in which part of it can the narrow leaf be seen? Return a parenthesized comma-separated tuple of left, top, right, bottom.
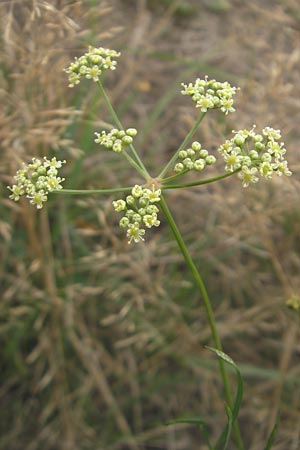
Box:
(206, 347, 237, 370)
(206, 347, 244, 449)
(263, 422, 279, 450)
(166, 418, 214, 449)
(199, 422, 215, 449)
(222, 405, 233, 450)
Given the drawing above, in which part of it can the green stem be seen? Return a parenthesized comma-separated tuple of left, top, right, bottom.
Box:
(53, 173, 235, 196)
(53, 187, 132, 195)
(159, 195, 244, 450)
(162, 170, 240, 190)
(123, 152, 149, 177)
(96, 81, 149, 178)
(161, 169, 190, 183)
(158, 111, 206, 179)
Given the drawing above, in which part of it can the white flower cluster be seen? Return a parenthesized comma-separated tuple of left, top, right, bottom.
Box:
(94, 128, 137, 153)
(8, 157, 66, 209)
(174, 141, 216, 173)
(113, 184, 161, 243)
(64, 46, 121, 87)
(218, 126, 292, 187)
(181, 76, 238, 114)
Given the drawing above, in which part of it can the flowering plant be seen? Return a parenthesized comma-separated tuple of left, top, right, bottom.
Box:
(8, 46, 293, 449)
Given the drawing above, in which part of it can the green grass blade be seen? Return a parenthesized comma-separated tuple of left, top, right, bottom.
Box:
(263, 422, 279, 450)
(206, 348, 244, 449)
(222, 405, 233, 450)
(166, 418, 214, 449)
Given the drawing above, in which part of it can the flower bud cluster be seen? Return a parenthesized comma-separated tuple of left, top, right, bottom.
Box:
(218, 126, 292, 187)
(64, 46, 121, 87)
(8, 157, 66, 209)
(94, 128, 137, 153)
(113, 184, 161, 243)
(181, 76, 238, 114)
(174, 141, 216, 173)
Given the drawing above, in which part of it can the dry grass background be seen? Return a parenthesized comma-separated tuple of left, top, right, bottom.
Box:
(0, 1, 300, 449)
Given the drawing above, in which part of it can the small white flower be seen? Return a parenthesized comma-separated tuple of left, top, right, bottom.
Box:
(143, 214, 160, 228)
(28, 191, 48, 209)
(131, 185, 143, 198)
(127, 223, 146, 244)
(226, 156, 242, 172)
(142, 186, 161, 203)
(262, 127, 281, 140)
(274, 161, 292, 177)
(191, 141, 201, 151)
(113, 199, 126, 212)
(259, 162, 273, 179)
(8, 185, 24, 201)
(119, 217, 129, 228)
(238, 166, 259, 188)
(193, 160, 205, 171)
(126, 128, 138, 137)
(174, 163, 185, 173)
(205, 155, 216, 165)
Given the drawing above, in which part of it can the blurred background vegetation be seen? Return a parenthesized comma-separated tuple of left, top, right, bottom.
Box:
(0, 1, 300, 449)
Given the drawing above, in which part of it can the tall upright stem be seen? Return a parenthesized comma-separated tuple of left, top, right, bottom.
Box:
(159, 195, 244, 450)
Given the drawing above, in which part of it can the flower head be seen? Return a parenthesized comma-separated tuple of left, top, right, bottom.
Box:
(113, 184, 161, 244)
(95, 128, 137, 153)
(218, 126, 292, 187)
(64, 46, 121, 87)
(8, 157, 66, 208)
(173, 141, 216, 174)
(181, 77, 238, 114)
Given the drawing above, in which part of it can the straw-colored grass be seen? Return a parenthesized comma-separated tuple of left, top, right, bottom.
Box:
(0, 1, 299, 449)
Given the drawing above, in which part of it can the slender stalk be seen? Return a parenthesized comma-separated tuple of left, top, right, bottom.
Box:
(53, 171, 237, 197)
(162, 170, 240, 190)
(158, 111, 206, 179)
(53, 187, 133, 195)
(161, 169, 190, 183)
(96, 81, 149, 177)
(159, 195, 244, 450)
(123, 151, 149, 177)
